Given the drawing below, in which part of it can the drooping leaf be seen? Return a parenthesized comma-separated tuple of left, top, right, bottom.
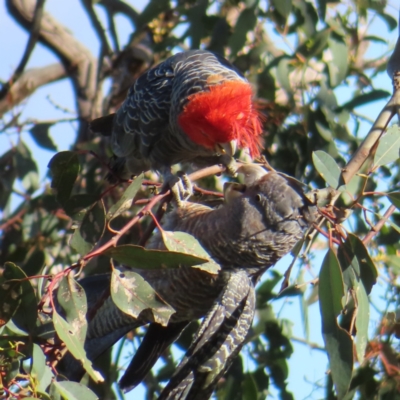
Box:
(319, 249, 352, 398)
(63, 194, 98, 217)
(57, 275, 88, 342)
(387, 191, 400, 210)
(337, 90, 390, 112)
(53, 299, 102, 383)
(54, 274, 102, 382)
(228, 6, 258, 55)
(51, 381, 99, 400)
(70, 228, 93, 255)
(31, 344, 53, 392)
(312, 150, 341, 188)
(276, 57, 293, 94)
(106, 175, 143, 221)
(48, 151, 80, 206)
(0, 149, 17, 210)
(354, 281, 369, 364)
(80, 200, 106, 245)
(0, 262, 37, 332)
(110, 265, 175, 326)
(316, 0, 327, 21)
(271, 0, 292, 19)
(346, 233, 378, 294)
(15, 141, 39, 193)
(29, 123, 57, 151)
(242, 372, 259, 400)
(104, 244, 209, 269)
(161, 231, 220, 274)
(327, 36, 348, 87)
(374, 125, 400, 167)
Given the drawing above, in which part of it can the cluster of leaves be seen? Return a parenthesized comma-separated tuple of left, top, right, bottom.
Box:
(1, 0, 400, 399)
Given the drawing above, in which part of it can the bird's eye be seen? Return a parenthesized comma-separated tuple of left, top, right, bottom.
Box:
(255, 194, 262, 202)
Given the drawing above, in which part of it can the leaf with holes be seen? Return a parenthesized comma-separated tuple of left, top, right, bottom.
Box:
(161, 231, 220, 274)
(111, 265, 175, 326)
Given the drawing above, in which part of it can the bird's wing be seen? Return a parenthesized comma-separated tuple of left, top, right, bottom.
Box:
(158, 270, 255, 400)
(119, 321, 189, 392)
(113, 57, 176, 158)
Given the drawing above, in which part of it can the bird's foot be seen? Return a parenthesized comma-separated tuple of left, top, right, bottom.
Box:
(220, 154, 238, 177)
(163, 171, 193, 206)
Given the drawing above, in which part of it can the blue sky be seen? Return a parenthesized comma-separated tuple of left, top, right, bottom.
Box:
(0, 1, 399, 399)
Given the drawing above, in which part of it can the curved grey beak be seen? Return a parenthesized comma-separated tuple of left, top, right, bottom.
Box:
(215, 140, 237, 157)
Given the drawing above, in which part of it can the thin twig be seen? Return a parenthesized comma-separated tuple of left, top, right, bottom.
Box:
(363, 204, 397, 245)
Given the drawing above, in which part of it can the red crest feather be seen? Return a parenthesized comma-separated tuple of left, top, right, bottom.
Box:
(178, 81, 263, 158)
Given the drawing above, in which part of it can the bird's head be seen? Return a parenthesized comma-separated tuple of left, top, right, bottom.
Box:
(177, 81, 263, 158)
(223, 164, 317, 229)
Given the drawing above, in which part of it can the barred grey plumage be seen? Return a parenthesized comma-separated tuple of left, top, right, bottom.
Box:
(158, 271, 255, 400)
(91, 50, 263, 199)
(58, 167, 317, 398)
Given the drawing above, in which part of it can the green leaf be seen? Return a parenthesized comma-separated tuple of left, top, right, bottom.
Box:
(337, 89, 390, 112)
(0, 149, 17, 210)
(51, 381, 99, 400)
(374, 125, 400, 167)
(319, 250, 352, 399)
(276, 57, 292, 94)
(387, 191, 400, 209)
(271, 0, 291, 19)
(70, 228, 93, 255)
(319, 249, 345, 327)
(104, 244, 209, 269)
(228, 6, 258, 55)
(57, 275, 88, 342)
(80, 200, 106, 245)
(29, 123, 57, 151)
(386, 255, 400, 274)
(354, 281, 369, 364)
(106, 175, 143, 221)
(63, 194, 98, 217)
(48, 151, 80, 206)
(312, 150, 341, 188)
(328, 36, 348, 87)
(242, 372, 259, 400)
(54, 274, 102, 382)
(297, 29, 330, 59)
(161, 231, 220, 274)
(111, 265, 175, 325)
(15, 141, 39, 193)
(346, 233, 377, 294)
(31, 344, 53, 392)
(0, 262, 37, 332)
(316, 0, 327, 21)
(53, 310, 103, 383)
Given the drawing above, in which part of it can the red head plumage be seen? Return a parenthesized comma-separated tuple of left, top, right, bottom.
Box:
(177, 81, 264, 158)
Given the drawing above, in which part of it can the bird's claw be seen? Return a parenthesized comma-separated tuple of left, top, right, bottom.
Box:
(165, 172, 193, 206)
(220, 155, 237, 177)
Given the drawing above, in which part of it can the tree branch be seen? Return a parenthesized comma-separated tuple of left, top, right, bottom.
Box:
(0, 63, 66, 117)
(6, 0, 102, 142)
(0, 0, 45, 100)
